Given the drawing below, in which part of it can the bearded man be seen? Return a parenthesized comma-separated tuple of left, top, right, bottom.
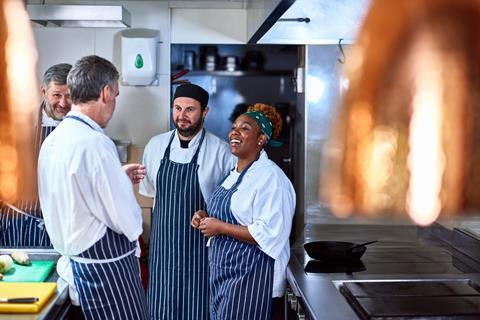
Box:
(0, 63, 72, 247)
(140, 83, 235, 320)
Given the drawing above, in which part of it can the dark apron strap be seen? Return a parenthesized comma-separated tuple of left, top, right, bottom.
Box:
(162, 129, 206, 164)
(162, 131, 176, 160)
(65, 115, 94, 130)
(190, 129, 206, 164)
(235, 160, 255, 187)
(228, 156, 258, 193)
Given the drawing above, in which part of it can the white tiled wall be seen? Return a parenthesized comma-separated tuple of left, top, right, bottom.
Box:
(32, 1, 171, 147)
(171, 8, 246, 43)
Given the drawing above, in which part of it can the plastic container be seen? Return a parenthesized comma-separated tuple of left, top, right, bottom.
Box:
(121, 28, 159, 86)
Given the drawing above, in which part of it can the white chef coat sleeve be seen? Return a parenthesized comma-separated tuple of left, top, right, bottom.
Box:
(91, 153, 143, 242)
(247, 186, 295, 260)
(139, 139, 156, 198)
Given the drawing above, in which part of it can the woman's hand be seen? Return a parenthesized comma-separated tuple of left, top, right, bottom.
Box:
(193, 212, 257, 244)
(198, 217, 224, 237)
(123, 163, 146, 184)
(191, 210, 208, 228)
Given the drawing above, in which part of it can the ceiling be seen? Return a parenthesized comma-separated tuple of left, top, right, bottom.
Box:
(27, 0, 258, 9)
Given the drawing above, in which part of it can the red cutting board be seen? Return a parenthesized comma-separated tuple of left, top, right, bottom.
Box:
(2, 261, 55, 282)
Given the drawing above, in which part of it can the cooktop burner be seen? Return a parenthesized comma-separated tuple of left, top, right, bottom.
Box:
(305, 259, 366, 274)
(294, 248, 466, 275)
(340, 279, 480, 319)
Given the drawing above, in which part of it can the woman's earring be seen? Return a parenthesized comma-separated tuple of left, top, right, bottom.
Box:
(258, 142, 262, 145)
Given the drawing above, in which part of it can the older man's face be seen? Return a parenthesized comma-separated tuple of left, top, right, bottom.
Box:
(42, 82, 72, 120)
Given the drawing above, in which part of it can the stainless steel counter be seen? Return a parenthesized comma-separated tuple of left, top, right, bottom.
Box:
(286, 224, 480, 319)
(0, 249, 70, 320)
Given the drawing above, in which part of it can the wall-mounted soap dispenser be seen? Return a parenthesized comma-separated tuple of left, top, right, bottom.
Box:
(121, 28, 159, 86)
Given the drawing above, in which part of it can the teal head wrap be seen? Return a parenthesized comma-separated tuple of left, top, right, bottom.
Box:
(244, 111, 283, 147)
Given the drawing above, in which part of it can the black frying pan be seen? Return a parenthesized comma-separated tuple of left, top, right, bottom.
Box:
(303, 240, 377, 261)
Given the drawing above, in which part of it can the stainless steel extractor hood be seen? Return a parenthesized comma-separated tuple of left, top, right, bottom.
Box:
(26, 4, 131, 28)
(254, 0, 370, 44)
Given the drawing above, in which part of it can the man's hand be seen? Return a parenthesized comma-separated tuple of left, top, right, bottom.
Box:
(191, 210, 208, 228)
(123, 163, 146, 184)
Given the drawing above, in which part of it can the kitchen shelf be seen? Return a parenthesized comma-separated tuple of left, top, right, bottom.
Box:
(172, 70, 292, 77)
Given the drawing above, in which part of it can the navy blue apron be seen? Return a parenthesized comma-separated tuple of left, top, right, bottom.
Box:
(71, 229, 148, 320)
(66, 114, 148, 320)
(147, 129, 209, 320)
(208, 161, 274, 320)
(0, 125, 55, 247)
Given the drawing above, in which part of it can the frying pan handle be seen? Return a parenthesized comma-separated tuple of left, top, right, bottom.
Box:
(349, 240, 378, 251)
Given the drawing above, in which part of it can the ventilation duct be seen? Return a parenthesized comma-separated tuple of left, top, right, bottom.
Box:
(26, 4, 131, 28)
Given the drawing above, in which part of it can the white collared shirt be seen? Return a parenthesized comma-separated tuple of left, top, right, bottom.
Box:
(139, 129, 236, 203)
(41, 108, 61, 127)
(221, 150, 296, 297)
(38, 110, 143, 256)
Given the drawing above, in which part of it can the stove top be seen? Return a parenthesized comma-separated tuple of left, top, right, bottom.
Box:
(340, 279, 480, 319)
(304, 259, 366, 274)
(294, 246, 467, 275)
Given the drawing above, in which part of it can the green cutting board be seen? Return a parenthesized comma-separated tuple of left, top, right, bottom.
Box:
(2, 260, 55, 282)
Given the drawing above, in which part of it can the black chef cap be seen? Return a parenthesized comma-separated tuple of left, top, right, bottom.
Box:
(173, 83, 209, 110)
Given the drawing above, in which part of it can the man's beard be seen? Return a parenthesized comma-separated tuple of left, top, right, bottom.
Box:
(174, 117, 203, 138)
(43, 101, 63, 121)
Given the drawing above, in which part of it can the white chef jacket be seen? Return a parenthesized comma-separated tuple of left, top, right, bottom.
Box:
(139, 129, 235, 203)
(221, 150, 296, 297)
(41, 108, 61, 126)
(38, 110, 143, 256)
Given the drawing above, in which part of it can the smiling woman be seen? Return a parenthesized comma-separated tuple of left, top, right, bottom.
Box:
(0, 0, 39, 203)
(191, 103, 296, 320)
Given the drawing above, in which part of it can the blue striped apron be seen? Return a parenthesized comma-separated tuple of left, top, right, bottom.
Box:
(208, 162, 274, 320)
(71, 229, 148, 320)
(147, 129, 209, 320)
(0, 125, 55, 247)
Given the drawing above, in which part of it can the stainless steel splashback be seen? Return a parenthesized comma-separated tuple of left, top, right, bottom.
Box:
(295, 45, 341, 223)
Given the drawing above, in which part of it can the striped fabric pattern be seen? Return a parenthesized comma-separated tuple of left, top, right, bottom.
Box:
(77, 228, 136, 259)
(0, 125, 55, 247)
(207, 163, 274, 320)
(72, 228, 148, 320)
(147, 130, 209, 320)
